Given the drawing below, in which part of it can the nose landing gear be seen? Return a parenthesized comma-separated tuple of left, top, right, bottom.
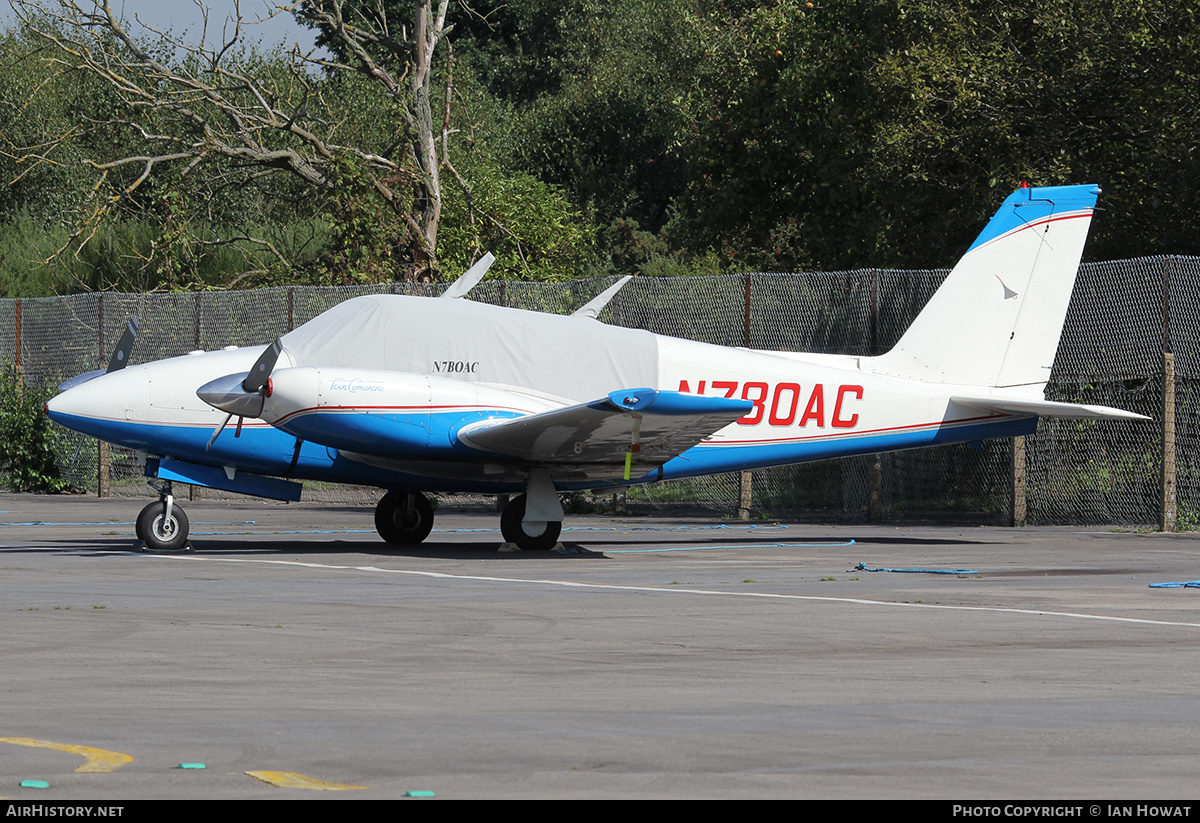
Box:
(137, 481, 191, 552)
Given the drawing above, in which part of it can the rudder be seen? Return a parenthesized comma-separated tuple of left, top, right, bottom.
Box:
(873, 184, 1100, 389)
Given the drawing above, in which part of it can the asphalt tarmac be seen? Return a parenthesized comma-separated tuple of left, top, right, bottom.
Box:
(3, 493, 1199, 799)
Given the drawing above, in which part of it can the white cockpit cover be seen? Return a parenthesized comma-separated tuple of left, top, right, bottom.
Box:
(281, 295, 660, 403)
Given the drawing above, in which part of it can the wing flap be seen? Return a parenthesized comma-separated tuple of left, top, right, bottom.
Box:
(456, 388, 752, 467)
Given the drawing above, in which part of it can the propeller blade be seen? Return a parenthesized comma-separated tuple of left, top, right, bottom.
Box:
(106, 316, 139, 373)
(57, 315, 141, 393)
(573, 275, 633, 319)
(441, 252, 495, 299)
(206, 413, 234, 451)
(242, 338, 282, 393)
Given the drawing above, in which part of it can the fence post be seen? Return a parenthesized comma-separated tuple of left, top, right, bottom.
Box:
(1010, 436, 1027, 527)
(867, 455, 883, 522)
(1158, 255, 1176, 532)
(737, 272, 754, 519)
(14, 298, 22, 386)
(96, 295, 110, 497)
(865, 270, 883, 521)
(737, 471, 753, 520)
(1160, 351, 1176, 532)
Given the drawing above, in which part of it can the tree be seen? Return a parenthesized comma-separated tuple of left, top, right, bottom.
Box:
(4, 0, 458, 283)
(443, 0, 712, 237)
(669, 0, 1200, 271)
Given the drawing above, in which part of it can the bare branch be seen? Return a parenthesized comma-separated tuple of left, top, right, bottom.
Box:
(6, 0, 459, 284)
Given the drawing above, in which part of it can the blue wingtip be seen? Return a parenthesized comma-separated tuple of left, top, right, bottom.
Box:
(604, 389, 754, 416)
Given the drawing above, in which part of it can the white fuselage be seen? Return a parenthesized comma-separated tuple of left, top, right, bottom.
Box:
(47, 296, 1034, 492)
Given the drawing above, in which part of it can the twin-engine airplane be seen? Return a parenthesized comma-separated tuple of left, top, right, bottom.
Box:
(47, 183, 1145, 551)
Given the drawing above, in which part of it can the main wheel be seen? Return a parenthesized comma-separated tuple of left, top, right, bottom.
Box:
(375, 490, 435, 545)
(500, 493, 562, 551)
(136, 501, 190, 552)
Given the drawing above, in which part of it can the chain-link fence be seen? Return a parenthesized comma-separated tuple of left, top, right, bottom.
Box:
(4, 256, 1192, 526)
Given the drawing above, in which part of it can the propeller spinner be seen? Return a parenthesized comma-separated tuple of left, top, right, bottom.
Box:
(196, 338, 284, 449)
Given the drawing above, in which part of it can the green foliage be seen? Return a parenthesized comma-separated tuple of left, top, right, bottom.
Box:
(0, 210, 77, 296)
(462, 0, 708, 233)
(438, 154, 594, 281)
(308, 157, 414, 285)
(0, 27, 103, 224)
(596, 218, 723, 278)
(0, 366, 72, 493)
(670, 0, 1200, 270)
(4, 0, 1200, 292)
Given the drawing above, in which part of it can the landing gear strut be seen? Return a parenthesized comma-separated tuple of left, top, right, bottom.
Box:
(137, 481, 191, 552)
(375, 490, 435, 545)
(500, 493, 562, 551)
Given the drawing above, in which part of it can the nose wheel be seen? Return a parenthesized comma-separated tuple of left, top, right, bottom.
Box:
(375, 490, 435, 545)
(137, 483, 191, 552)
(500, 493, 562, 551)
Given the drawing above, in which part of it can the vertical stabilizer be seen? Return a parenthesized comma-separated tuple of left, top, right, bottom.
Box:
(873, 184, 1099, 389)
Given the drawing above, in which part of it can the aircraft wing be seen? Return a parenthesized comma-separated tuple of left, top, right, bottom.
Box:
(951, 395, 1150, 421)
(456, 388, 752, 473)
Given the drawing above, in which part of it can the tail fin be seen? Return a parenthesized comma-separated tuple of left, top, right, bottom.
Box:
(874, 183, 1100, 389)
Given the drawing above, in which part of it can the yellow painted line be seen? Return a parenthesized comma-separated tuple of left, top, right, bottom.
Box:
(0, 737, 134, 772)
(246, 770, 367, 790)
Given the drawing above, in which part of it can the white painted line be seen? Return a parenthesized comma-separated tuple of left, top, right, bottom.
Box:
(140, 553, 1200, 630)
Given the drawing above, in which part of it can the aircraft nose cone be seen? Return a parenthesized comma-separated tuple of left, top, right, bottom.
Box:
(196, 372, 265, 418)
(45, 367, 149, 436)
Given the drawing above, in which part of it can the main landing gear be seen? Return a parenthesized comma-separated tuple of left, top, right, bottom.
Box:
(372, 488, 564, 551)
(500, 493, 562, 551)
(375, 490, 435, 545)
(137, 481, 191, 552)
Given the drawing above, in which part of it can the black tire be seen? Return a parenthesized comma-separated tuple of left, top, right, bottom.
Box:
(375, 490, 434, 545)
(136, 501, 190, 552)
(500, 493, 562, 551)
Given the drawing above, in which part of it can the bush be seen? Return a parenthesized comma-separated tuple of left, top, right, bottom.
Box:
(0, 365, 74, 493)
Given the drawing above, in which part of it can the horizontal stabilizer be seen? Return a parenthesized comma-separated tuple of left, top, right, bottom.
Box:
(951, 395, 1150, 421)
(456, 388, 752, 467)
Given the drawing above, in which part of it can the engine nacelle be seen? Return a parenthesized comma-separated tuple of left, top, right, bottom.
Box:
(260, 367, 555, 457)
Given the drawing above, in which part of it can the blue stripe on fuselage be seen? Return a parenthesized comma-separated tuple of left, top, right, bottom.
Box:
(47, 410, 327, 477)
(656, 416, 1037, 480)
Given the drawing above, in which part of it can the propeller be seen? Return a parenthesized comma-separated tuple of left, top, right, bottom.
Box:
(106, 316, 140, 373)
(197, 338, 284, 450)
(243, 338, 282, 393)
(58, 316, 141, 393)
(440, 252, 495, 300)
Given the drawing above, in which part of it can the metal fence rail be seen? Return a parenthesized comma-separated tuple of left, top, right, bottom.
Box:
(5, 256, 1193, 526)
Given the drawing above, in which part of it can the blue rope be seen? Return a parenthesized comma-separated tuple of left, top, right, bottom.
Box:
(855, 562, 978, 575)
(1149, 581, 1200, 588)
(608, 540, 856, 554)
